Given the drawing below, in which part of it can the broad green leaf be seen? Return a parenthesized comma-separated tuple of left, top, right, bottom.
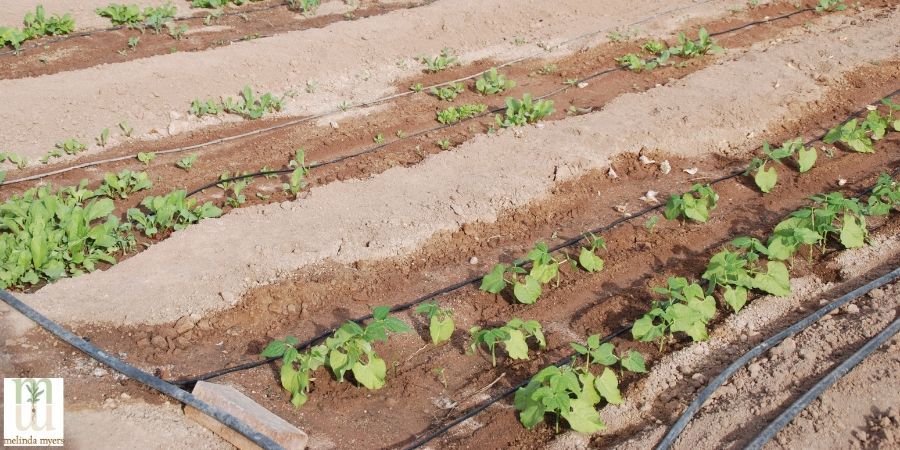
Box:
(513, 275, 542, 304)
(839, 213, 866, 248)
(594, 368, 622, 405)
(579, 247, 604, 273)
(723, 286, 748, 313)
(754, 163, 778, 193)
(262, 339, 288, 358)
(530, 261, 558, 284)
(505, 329, 530, 360)
(561, 397, 606, 434)
(480, 264, 508, 293)
(797, 146, 816, 173)
(430, 316, 454, 345)
(591, 342, 618, 366)
(620, 350, 647, 373)
(632, 315, 663, 343)
(753, 261, 791, 297)
(352, 356, 386, 390)
(577, 371, 601, 405)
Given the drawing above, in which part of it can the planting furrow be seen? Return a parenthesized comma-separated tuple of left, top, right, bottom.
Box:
(0, 1, 423, 80)
(0, 0, 770, 168)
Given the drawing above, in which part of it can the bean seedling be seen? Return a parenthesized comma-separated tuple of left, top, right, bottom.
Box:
(663, 184, 718, 223)
(632, 277, 717, 346)
(469, 318, 546, 366)
(746, 138, 817, 193)
(415, 301, 455, 345)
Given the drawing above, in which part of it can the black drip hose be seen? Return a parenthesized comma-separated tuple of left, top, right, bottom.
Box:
(655, 266, 900, 450)
(185, 7, 815, 199)
(0, 290, 285, 450)
(172, 87, 899, 387)
(744, 315, 900, 450)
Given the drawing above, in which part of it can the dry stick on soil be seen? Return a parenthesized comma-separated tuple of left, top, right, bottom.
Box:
(0, 0, 723, 188)
(440, 373, 507, 416)
(403, 171, 900, 450)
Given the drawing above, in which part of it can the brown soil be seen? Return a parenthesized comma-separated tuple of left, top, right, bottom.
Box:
(0, 0, 429, 80)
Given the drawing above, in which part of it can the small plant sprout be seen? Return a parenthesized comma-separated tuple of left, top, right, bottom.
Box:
(632, 277, 717, 347)
(496, 94, 555, 128)
(282, 149, 309, 198)
(436, 139, 451, 150)
(415, 301, 455, 345)
(436, 104, 488, 125)
(176, 154, 198, 171)
(815, 0, 847, 12)
(223, 86, 284, 119)
(127, 36, 140, 51)
(119, 121, 134, 137)
(136, 152, 156, 166)
(537, 64, 558, 75)
(97, 170, 152, 199)
(127, 190, 222, 237)
(824, 109, 894, 154)
(305, 80, 318, 93)
(420, 48, 458, 73)
(669, 27, 722, 58)
(480, 242, 567, 304)
(578, 233, 606, 273)
(96, 128, 110, 147)
(373, 133, 385, 144)
(410, 82, 424, 93)
(746, 138, 818, 193)
(515, 340, 645, 432)
(167, 23, 188, 39)
(189, 98, 221, 117)
(288, 0, 320, 14)
(475, 68, 516, 95)
(469, 319, 546, 366)
(664, 184, 719, 223)
(430, 82, 465, 101)
(645, 215, 660, 232)
(56, 138, 87, 155)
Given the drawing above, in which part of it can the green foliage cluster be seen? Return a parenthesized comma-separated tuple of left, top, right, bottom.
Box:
(415, 301, 455, 345)
(663, 184, 718, 223)
(126, 190, 222, 237)
(96, 3, 176, 32)
(747, 138, 817, 193)
(617, 27, 722, 72)
(469, 318, 546, 366)
(430, 82, 464, 101)
(1, 6, 76, 51)
(190, 86, 284, 120)
(420, 48, 457, 73)
(96, 169, 152, 199)
(824, 102, 899, 153)
(495, 94, 554, 128)
(475, 68, 516, 95)
(436, 103, 487, 125)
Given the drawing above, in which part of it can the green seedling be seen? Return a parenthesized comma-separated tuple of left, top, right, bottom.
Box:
(823, 109, 895, 154)
(97, 128, 111, 147)
(632, 277, 717, 346)
(261, 337, 325, 408)
(96, 169, 152, 199)
(645, 215, 660, 232)
(56, 138, 87, 155)
(496, 93, 555, 128)
(480, 242, 567, 304)
(436, 139, 451, 150)
(96, 4, 143, 27)
(815, 0, 847, 12)
(167, 23, 188, 39)
(436, 103, 488, 125)
(864, 173, 900, 216)
(189, 98, 221, 117)
(537, 64, 558, 75)
(664, 184, 718, 223)
(409, 82, 424, 93)
(217, 171, 251, 207)
(668, 27, 722, 58)
(39, 149, 63, 164)
(176, 154, 198, 171)
(126, 189, 221, 237)
(420, 48, 457, 73)
(373, 133, 385, 144)
(288, 0, 320, 13)
(577, 233, 606, 273)
(746, 138, 817, 193)
(282, 149, 309, 198)
(136, 152, 156, 165)
(222, 86, 284, 119)
(702, 242, 790, 312)
(2, 6, 76, 51)
(144, 3, 177, 32)
(469, 318, 546, 366)
(127, 36, 140, 50)
(475, 67, 516, 95)
(515, 341, 645, 433)
(2, 152, 28, 169)
(119, 121, 134, 137)
(415, 301, 455, 345)
(430, 82, 465, 101)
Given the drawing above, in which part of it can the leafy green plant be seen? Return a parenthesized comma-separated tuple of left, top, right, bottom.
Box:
(167, 23, 188, 39)
(480, 242, 567, 304)
(515, 340, 645, 432)
(97, 128, 111, 147)
(1, 152, 28, 170)
(475, 68, 516, 95)
(864, 173, 900, 216)
(577, 234, 606, 273)
(668, 27, 722, 58)
(430, 82, 465, 101)
(119, 121, 134, 137)
(469, 319, 546, 366)
(55, 138, 87, 156)
(282, 149, 308, 198)
(0, 183, 133, 289)
(815, 0, 847, 12)
(632, 277, 716, 346)
(373, 133, 385, 144)
(217, 172, 251, 207)
(323, 306, 411, 389)
(1, 6, 76, 51)
(746, 138, 817, 193)
(415, 301, 454, 345)
(769, 192, 868, 256)
(409, 82, 424, 93)
(495, 94, 555, 128)
(261, 337, 325, 408)
(222, 86, 284, 119)
(420, 48, 457, 73)
(436, 103, 488, 125)
(38, 149, 63, 165)
(702, 241, 790, 313)
(664, 184, 718, 223)
(127, 36, 140, 50)
(143, 3, 177, 32)
(126, 190, 222, 237)
(189, 98, 222, 117)
(287, 0, 320, 13)
(176, 154, 198, 171)
(436, 139, 451, 150)
(136, 152, 156, 165)
(96, 4, 144, 27)
(96, 170, 152, 199)
(823, 109, 895, 154)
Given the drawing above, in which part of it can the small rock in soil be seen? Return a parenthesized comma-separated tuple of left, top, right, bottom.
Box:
(846, 304, 860, 314)
(151, 336, 167, 349)
(749, 363, 761, 378)
(469, 256, 478, 265)
(92, 368, 108, 378)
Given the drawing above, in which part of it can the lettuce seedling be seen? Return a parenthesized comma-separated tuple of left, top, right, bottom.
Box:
(496, 94, 554, 127)
(126, 190, 221, 237)
(475, 68, 516, 95)
(430, 82, 464, 101)
(420, 48, 457, 73)
(55, 138, 87, 155)
(176, 154, 198, 171)
(96, 170, 152, 199)
(436, 103, 487, 124)
(283, 149, 309, 198)
(815, 0, 847, 12)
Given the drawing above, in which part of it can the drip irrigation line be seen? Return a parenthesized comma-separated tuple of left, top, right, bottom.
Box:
(655, 266, 900, 450)
(0, 290, 285, 450)
(185, 5, 822, 198)
(0, 0, 723, 188)
(403, 173, 900, 450)
(744, 315, 900, 450)
(170, 88, 899, 387)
